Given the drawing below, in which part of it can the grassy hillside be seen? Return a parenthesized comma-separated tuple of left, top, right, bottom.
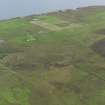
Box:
(1, 6, 105, 105)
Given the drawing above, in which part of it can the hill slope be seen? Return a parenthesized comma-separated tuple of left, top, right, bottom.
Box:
(1, 6, 105, 105)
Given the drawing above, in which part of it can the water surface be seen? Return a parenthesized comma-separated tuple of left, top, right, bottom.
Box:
(0, 0, 105, 20)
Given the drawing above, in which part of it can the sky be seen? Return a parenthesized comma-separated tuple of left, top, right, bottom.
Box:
(0, 0, 105, 19)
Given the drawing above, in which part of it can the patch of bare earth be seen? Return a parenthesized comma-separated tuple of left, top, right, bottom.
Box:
(95, 29, 105, 35)
(92, 39, 105, 56)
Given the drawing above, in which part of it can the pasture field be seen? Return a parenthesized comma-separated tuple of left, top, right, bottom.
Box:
(1, 6, 105, 105)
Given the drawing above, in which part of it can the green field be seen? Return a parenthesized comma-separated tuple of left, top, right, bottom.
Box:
(1, 6, 105, 105)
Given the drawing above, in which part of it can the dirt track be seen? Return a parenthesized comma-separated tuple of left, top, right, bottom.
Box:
(30, 20, 62, 31)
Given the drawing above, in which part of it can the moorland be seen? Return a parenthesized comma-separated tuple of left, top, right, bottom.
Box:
(1, 6, 105, 105)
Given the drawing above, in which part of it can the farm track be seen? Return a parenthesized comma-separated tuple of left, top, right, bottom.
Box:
(30, 20, 62, 31)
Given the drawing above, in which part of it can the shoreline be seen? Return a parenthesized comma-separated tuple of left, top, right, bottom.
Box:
(0, 5, 105, 21)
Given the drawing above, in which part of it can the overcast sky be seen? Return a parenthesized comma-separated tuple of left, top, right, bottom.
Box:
(0, 0, 105, 19)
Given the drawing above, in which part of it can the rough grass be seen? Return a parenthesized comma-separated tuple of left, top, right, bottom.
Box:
(1, 6, 105, 105)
